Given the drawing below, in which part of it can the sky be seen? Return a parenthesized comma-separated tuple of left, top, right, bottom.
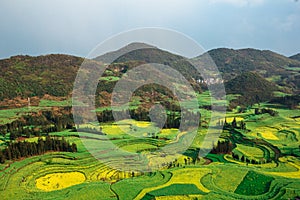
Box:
(0, 0, 299, 59)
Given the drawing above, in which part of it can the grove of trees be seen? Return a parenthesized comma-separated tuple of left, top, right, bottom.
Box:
(0, 135, 77, 164)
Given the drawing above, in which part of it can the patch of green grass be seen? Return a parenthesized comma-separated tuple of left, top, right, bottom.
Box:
(146, 184, 206, 197)
(205, 153, 231, 163)
(266, 75, 281, 82)
(234, 171, 274, 195)
(49, 130, 79, 137)
(0, 107, 44, 124)
(273, 91, 291, 97)
(286, 67, 300, 71)
(226, 94, 241, 102)
(233, 144, 264, 160)
(121, 143, 157, 153)
(99, 76, 120, 82)
(196, 91, 212, 107)
(39, 99, 72, 107)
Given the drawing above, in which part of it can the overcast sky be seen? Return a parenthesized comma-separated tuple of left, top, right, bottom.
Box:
(0, 0, 299, 59)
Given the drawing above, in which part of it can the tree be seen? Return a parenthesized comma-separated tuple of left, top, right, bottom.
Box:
(5, 147, 12, 160)
(71, 143, 77, 152)
(184, 158, 187, 165)
(241, 155, 245, 162)
(240, 120, 246, 130)
(10, 131, 17, 140)
(0, 151, 5, 164)
(211, 140, 233, 154)
(255, 108, 260, 115)
(232, 117, 237, 128)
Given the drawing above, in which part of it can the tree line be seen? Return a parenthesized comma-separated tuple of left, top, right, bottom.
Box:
(232, 152, 267, 164)
(0, 135, 77, 164)
(211, 140, 234, 154)
(0, 106, 197, 142)
(254, 108, 278, 116)
(0, 107, 75, 140)
(96, 108, 198, 130)
(270, 95, 300, 109)
(217, 117, 247, 131)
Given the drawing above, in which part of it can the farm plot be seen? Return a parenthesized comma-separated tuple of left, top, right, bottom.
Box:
(143, 184, 206, 199)
(36, 172, 86, 191)
(234, 171, 274, 195)
(233, 144, 264, 160)
(213, 165, 249, 192)
(0, 107, 45, 124)
(135, 167, 211, 200)
(254, 127, 279, 140)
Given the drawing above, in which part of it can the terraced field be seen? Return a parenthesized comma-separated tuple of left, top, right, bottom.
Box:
(0, 103, 300, 199)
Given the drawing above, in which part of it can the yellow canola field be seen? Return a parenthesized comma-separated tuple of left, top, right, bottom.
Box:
(36, 172, 86, 191)
(118, 119, 151, 127)
(226, 117, 244, 122)
(255, 127, 279, 140)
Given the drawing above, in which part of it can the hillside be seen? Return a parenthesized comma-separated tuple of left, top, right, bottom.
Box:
(290, 53, 300, 61)
(95, 42, 201, 82)
(225, 72, 278, 107)
(206, 48, 300, 76)
(197, 48, 300, 92)
(0, 54, 83, 101)
(94, 42, 156, 63)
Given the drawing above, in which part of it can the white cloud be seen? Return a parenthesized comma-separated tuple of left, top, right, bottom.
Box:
(208, 0, 265, 7)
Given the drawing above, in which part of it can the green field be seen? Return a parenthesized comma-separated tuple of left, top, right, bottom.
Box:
(234, 171, 274, 195)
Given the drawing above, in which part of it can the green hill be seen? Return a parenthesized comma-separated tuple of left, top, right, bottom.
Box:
(206, 48, 300, 76)
(225, 72, 278, 107)
(0, 54, 83, 101)
(198, 48, 300, 92)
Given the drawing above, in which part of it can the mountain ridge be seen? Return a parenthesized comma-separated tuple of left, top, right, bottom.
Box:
(0, 45, 299, 106)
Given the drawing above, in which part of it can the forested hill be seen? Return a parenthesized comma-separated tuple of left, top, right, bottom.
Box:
(225, 72, 278, 107)
(205, 48, 300, 77)
(198, 48, 300, 92)
(0, 54, 83, 101)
